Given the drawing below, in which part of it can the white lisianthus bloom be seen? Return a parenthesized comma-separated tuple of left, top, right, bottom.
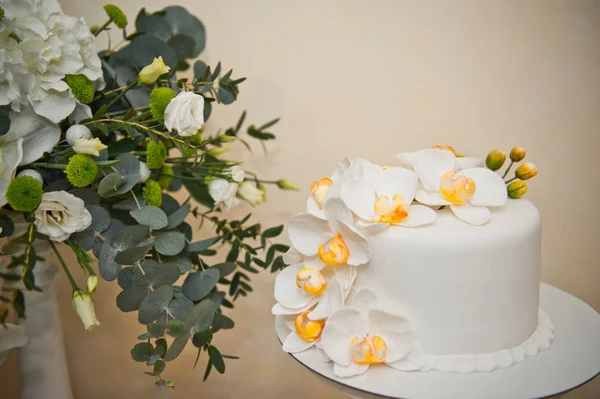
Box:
(34, 191, 92, 242)
(208, 165, 244, 211)
(164, 91, 205, 137)
(0, 0, 105, 123)
(237, 181, 266, 206)
(72, 138, 107, 156)
(137, 56, 170, 85)
(72, 289, 100, 331)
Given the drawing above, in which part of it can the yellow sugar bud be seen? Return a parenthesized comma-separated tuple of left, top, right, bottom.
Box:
(515, 162, 538, 180)
(510, 147, 526, 162)
(507, 180, 528, 199)
(138, 57, 170, 85)
(485, 149, 506, 171)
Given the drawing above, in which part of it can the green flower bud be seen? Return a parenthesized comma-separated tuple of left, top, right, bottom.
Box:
(103, 4, 127, 29)
(515, 162, 538, 180)
(165, 381, 175, 388)
(65, 74, 95, 104)
(218, 134, 236, 143)
(146, 140, 167, 169)
(65, 154, 98, 187)
(87, 275, 98, 295)
(507, 180, 528, 199)
(485, 149, 506, 171)
(277, 179, 301, 191)
(138, 57, 170, 85)
(157, 166, 173, 190)
(0, 8, 5, 23)
(510, 147, 526, 162)
(184, 130, 203, 143)
(149, 87, 176, 120)
(207, 146, 230, 157)
(203, 176, 213, 185)
(6, 176, 43, 211)
(142, 179, 162, 207)
(89, 24, 100, 35)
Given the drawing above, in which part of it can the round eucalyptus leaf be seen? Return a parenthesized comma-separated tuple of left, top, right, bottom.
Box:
(136, 15, 172, 42)
(118, 260, 157, 289)
(0, 213, 15, 238)
(129, 34, 177, 70)
(212, 312, 234, 330)
(110, 153, 142, 196)
(164, 203, 190, 230)
(184, 299, 217, 334)
(209, 291, 225, 308)
(69, 188, 100, 205)
(130, 205, 168, 230)
(154, 231, 186, 256)
(162, 255, 192, 273)
(217, 87, 236, 105)
(88, 205, 111, 233)
(138, 285, 174, 324)
(117, 285, 148, 312)
(168, 34, 196, 60)
(212, 262, 236, 278)
(158, 296, 193, 327)
(193, 60, 208, 80)
(114, 242, 154, 265)
(131, 342, 153, 362)
(140, 263, 180, 289)
(164, 334, 188, 362)
(113, 225, 151, 249)
(98, 173, 125, 198)
(160, 194, 180, 215)
(163, 6, 206, 57)
(98, 242, 121, 281)
(148, 323, 165, 338)
(182, 268, 220, 301)
(70, 227, 95, 251)
(192, 330, 213, 348)
(166, 319, 187, 338)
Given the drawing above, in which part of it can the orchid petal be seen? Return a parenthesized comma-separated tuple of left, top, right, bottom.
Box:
(309, 279, 343, 320)
(357, 219, 389, 234)
(347, 287, 381, 320)
(415, 191, 452, 206)
(456, 168, 507, 207)
(321, 307, 365, 366)
(315, 344, 331, 362)
(337, 219, 370, 266)
(413, 149, 457, 192)
(451, 204, 492, 226)
(395, 152, 415, 170)
(271, 301, 317, 316)
(333, 362, 370, 378)
(457, 157, 484, 170)
(340, 178, 377, 221)
(323, 197, 354, 230)
(282, 330, 315, 353)
(1, 110, 60, 166)
(368, 309, 413, 363)
(397, 205, 437, 227)
(375, 167, 418, 203)
(274, 263, 314, 309)
(288, 213, 332, 256)
(333, 265, 358, 302)
(386, 343, 425, 371)
(304, 256, 327, 271)
(306, 196, 327, 219)
(282, 246, 302, 265)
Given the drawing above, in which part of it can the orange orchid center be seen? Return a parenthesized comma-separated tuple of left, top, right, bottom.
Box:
(432, 145, 457, 155)
(439, 171, 476, 205)
(295, 311, 325, 342)
(318, 232, 350, 266)
(296, 268, 328, 296)
(351, 335, 387, 365)
(311, 178, 333, 207)
(372, 195, 409, 224)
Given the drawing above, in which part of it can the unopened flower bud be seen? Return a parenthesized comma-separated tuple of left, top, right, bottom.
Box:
(72, 289, 100, 331)
(486, 149, 506, 171)
(510, 147, 526, 162)
(277, 179, 301, 191)
(515, 162, 538, 180)
(73, 138, 108, 157)
(218, 134, 236, 143)
(207, 146, 230, 157)
(138, 57, 170, 85)
(138, 161, 151, 183)
(87, 275, 98, 294)
(203, 176, 214, 185)
(66, 124, 92, 145)
(16, 169, 43, 185)
(507, 180, 528, 199)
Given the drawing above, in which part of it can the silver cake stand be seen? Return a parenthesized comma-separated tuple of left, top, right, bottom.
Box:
(275, 284, 600, 399)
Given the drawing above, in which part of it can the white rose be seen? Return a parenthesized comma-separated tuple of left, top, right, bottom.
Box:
(164, 91, 205, 137)
(208, 166, 245, 211)
(34, 191, 92, 242)
(238, 181, 266, 206)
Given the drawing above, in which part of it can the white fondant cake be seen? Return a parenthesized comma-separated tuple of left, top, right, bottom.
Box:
(273, 147, 552, 378)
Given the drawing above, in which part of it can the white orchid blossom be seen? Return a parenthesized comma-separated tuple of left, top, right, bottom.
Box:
(340, 166, 437, 233)
(307, 157, 382, 219)
(412, 149, 507, 226)
(320, 288, 423, 378)
(396, 145, 483, 171)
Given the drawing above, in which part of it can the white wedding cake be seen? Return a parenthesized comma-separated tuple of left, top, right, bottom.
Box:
(273, 147, 553, 377)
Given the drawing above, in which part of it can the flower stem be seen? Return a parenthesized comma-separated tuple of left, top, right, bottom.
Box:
(49, 240, 78, 291)
(501, 161, 515, 179)
(94, 19, 112, 37)
(130, 190, 142, 209)
(505, 177, 517, 184)
(32, 163, 67, 170)
(104, 80, 139, 111)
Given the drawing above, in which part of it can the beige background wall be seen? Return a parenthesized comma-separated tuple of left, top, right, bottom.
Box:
(1, 0, 599, 398)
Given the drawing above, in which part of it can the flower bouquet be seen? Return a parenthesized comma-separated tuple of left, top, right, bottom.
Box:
(0, 0, 295, 387)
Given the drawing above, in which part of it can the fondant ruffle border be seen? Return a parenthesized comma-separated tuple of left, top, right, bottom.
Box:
(418, 309, 555, 373)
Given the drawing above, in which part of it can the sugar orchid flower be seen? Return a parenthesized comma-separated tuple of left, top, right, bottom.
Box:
(307, 157, 382, 219)
(340, 166, 437, 233)
(396, 145, 483, 171)
(413, 149, 507, 226)
(320, 288, 424, 377)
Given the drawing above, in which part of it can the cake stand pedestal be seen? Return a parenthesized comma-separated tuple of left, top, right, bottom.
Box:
(275, 284, 600, 399)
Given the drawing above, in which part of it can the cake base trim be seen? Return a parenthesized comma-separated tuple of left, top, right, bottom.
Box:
(413, 309, 554, 374)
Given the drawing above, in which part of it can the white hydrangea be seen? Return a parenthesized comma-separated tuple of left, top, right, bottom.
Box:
(0, 0, 105, 123)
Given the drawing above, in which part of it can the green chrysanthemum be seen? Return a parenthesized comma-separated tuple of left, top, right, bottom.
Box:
(0, 8, 5, 23)
(65, 154, 98, 187)
(142, 179, 162, 207)
(103, 4, 127, 29)
(157, 166, 173, 190)
(149, 87, 176, 120)
(6, 176, 43, 211)
(65, 74, 94, 104)
(146, 140, 167, 169)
